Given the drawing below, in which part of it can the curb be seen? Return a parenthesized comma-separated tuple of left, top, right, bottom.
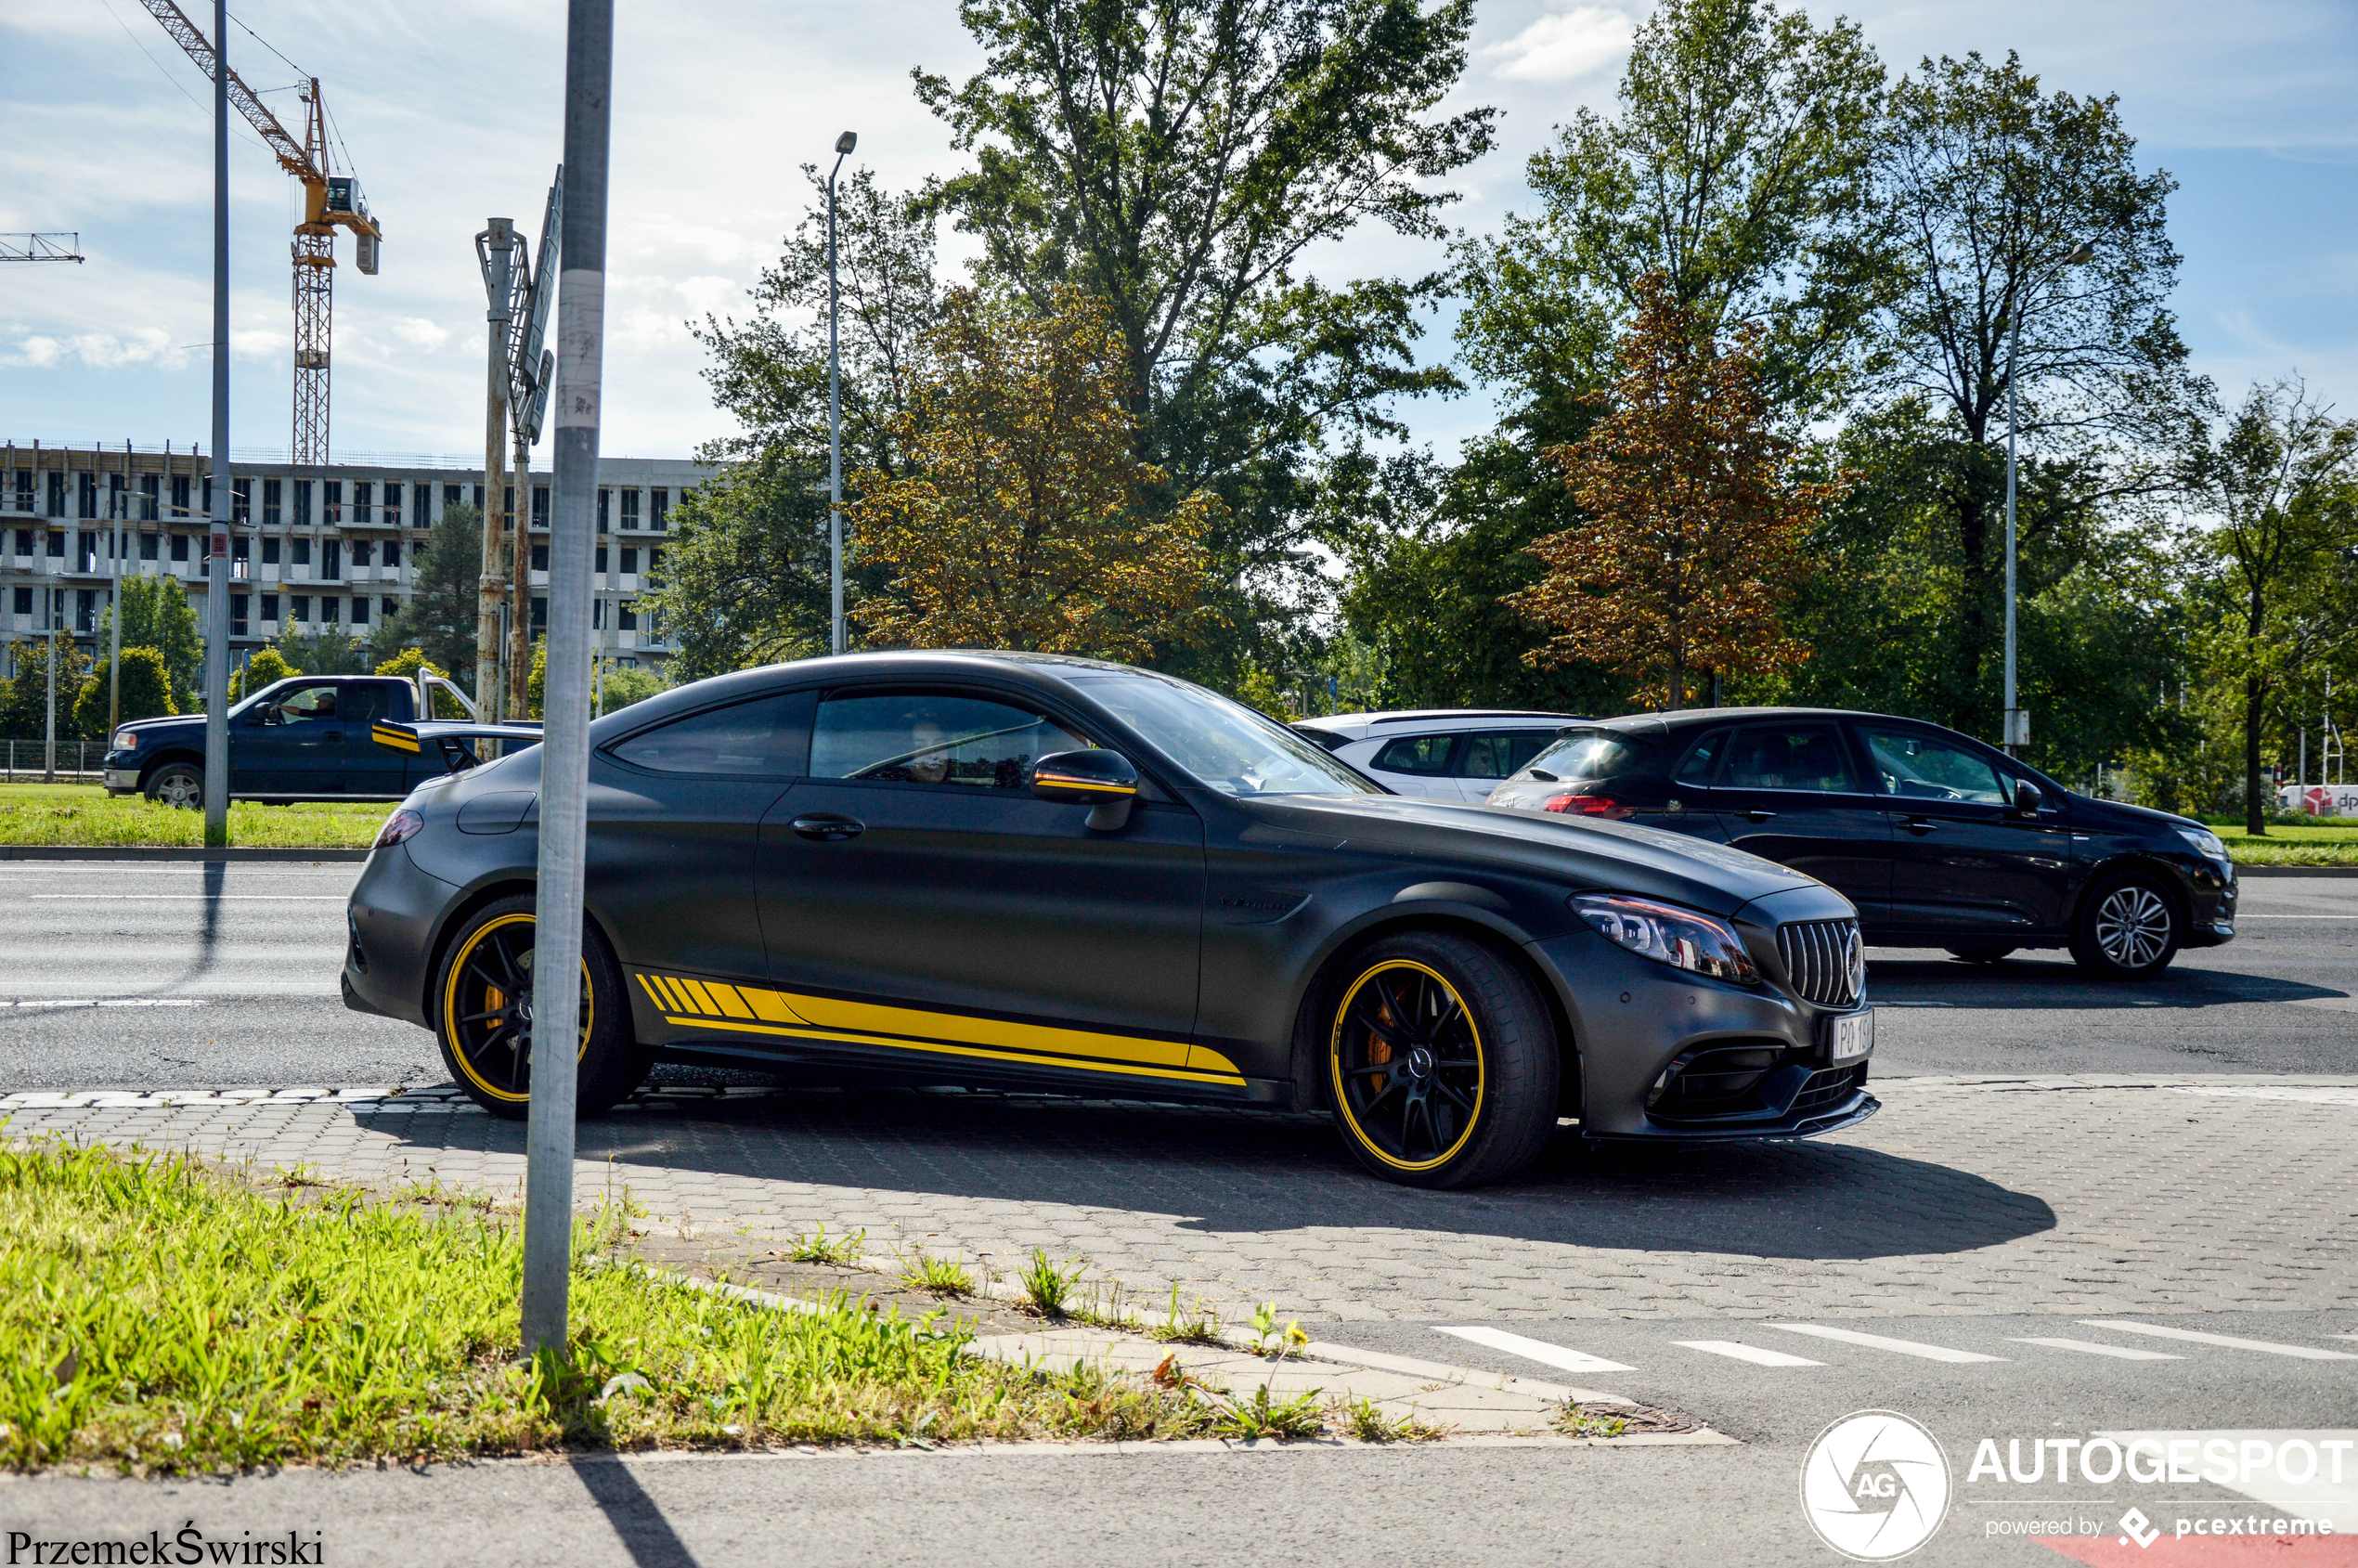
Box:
(0, 846, 371, 862)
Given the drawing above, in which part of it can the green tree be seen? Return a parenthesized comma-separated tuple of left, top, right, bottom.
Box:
(75, 646, 176, 734)
(597, 664, 668, 715)
(0, 639, 97, 742)
(97, 576, 203, 706)
(228, 645, 297, 704)
(916, 0, 1494, 680)
(395, 502, 484, 690)
(274, 628, 363, 676)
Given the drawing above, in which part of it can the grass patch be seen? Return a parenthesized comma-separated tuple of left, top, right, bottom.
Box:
(0, 783, 383, 849)
(0, 1138, 1216, 1472)
(781, 1223, 866, 1266)
(1338, 1395, 1446, 1444)
(1146, 1284, 1224, 1347)
(896, 1250, 975, 1297)
(1017, 1249, 1087, 1317)
(1554, 1403, 1628, 1439)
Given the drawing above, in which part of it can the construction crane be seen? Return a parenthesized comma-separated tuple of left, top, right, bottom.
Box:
(137, 0, 381, 465)
(0, 234, 86, 263)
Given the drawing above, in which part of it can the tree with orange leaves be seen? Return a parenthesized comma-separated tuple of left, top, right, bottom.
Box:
(1510, 273, 1839, 708)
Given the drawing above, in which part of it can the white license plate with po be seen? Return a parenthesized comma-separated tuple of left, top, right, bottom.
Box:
(1824, 1009, 1874, 1064)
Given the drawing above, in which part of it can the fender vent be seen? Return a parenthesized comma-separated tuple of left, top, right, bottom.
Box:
(1777, 918, 1862, 1008)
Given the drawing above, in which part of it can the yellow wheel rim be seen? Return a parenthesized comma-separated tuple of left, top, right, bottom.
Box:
(439, 913, 592, 1103)
(1328, 959, 1484, 1172)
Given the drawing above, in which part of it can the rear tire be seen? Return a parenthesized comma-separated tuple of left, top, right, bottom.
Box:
(433, 894, 650, 1120)
(2069, 872, 2181, 980)
(1944, 945, 2016, 965)
(145, 762, 203, 810)
(1324, 931, 1559, 1189)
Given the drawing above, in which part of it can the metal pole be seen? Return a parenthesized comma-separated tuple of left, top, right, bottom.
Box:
(2002, 306, 2020, 758)
(202, 0, 232, 845)
(108, 448, 123, 732)
(510, 428, 532, 719)
(827, 136, 852, 657)
(477, 219, 515, 722)
(520, 0, 612, 1359)
(44, 621, 57, 784)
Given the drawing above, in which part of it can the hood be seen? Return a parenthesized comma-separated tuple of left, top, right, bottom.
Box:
(2066, 794, 2203, 836)
(1231, 792, 1820, 919)
(113, 712, 202, 735)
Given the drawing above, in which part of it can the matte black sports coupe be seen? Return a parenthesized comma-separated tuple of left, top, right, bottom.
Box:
(343, 654, 1877, 1187)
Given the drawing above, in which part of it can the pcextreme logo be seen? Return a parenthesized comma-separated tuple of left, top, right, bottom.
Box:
(1800, 1410, 1954, 1561)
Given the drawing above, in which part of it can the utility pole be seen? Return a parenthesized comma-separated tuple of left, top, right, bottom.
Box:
(510, 426, 532, 719)
(2002, 240, 2093, 758)
(826, 131, 855, 656)
(108, 447, 123, 732)
(475, 218, 515, 721)
(520, 0, 612, 1359)
(201, 0, 232, 846)
(44, 620, 57, 784)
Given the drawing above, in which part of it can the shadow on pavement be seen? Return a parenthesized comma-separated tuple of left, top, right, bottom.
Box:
(1865, 952, 2347, 1008)
(570, 1457, 700, 1568)
(354, 1086, 2055, 1263)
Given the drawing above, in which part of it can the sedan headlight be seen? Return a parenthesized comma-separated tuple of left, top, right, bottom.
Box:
(1573, 894, 1760, 985)
(373, 808, 423, 849)
(112, 729, 138, 751)
(2175, 825, 2229, 862)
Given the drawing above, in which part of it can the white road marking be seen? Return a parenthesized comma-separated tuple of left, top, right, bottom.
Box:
(1433, 1326, 1638, 1375)
(0, 999, 207, 1008)
(2010, 1336, 2180, 1360)
(28, 894, 348, 901)
(2079, 1320, 2358, 1361)
(1673, 1340, 1823, 1367)
(1769, 1324, 2005, 1363)
(1283, 1340, 1628, 1406)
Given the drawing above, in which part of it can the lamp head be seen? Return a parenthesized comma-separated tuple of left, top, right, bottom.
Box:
(835, 131, 859, 156)
(2063, 241, 2095, 265)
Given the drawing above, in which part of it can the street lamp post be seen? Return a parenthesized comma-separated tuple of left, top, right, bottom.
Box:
(2002, 240, 2095, 758)
(826, 130, 856, 657)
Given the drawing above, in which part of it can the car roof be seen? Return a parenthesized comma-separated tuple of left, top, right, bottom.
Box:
(1574, 706, 1958, 736)
(1295, 710, 1584, 742)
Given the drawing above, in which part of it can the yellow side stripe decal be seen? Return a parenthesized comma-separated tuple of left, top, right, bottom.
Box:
(631, 970, 1243, 1083)
(1033, 775, 1135, 794)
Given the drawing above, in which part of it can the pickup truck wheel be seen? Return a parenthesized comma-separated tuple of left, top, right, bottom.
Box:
(434, 894, 651, 1119)
(145, 763, 203, 810)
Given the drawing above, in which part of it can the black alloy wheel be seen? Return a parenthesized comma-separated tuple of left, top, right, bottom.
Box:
(1945, 945, 2017, 965)
(1325, 931, 1558, 1189)
(434, 894, 650, 1119)
(146, 762, 203, 810)
(2068, 872, 2182, 980)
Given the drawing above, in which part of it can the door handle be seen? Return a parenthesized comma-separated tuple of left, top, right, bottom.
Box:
(1903, 816, 1937, 834)
(790, 813, 864, 842)
(1744, 809, 1776, 823)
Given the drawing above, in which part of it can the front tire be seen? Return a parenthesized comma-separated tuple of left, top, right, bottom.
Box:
(145, 762, 203, 810)
(1324, 932, 1559, 1189)
(2069, 872, 2181, 980)
(434, 894, 650, 1119)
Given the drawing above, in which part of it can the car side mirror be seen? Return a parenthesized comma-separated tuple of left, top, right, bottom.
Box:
(2014, 779, 2043, 815)
(1031, 748, 1138, 832)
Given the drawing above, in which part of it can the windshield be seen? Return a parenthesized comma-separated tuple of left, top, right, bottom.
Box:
(1527, 730, 1642, 780)
(1064, 674, 1381, 797)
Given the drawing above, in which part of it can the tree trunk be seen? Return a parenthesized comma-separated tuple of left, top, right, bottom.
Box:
(2245, 671, 2267, 836)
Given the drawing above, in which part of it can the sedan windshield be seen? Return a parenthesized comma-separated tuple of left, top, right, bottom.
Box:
(1065, 674, 1381, 797)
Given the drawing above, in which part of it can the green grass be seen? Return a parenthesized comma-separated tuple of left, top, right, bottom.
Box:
(0, 782, 383, 849)
(2210, 823, 2358, 866)
(0, 1138, 1215, 1472)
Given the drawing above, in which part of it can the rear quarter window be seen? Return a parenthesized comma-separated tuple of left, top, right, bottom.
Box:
(1371, 734, 1457, 776)
(1527, 730, 1644, 781)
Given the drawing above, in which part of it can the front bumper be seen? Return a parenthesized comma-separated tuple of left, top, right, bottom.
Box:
(103, 767, 141, 795)
(2183, 858, 2237, 948)
(1527, 927, 1877, 1142)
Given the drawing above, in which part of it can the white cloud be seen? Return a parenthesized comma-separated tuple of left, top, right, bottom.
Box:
(391, 317, 452, 351)
(1480, 5, 1636, 84)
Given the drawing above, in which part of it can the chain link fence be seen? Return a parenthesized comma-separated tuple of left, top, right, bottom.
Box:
(2, 740, 105, 783)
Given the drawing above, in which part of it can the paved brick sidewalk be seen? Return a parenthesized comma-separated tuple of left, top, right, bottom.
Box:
(4, 1074, 2351, 1323)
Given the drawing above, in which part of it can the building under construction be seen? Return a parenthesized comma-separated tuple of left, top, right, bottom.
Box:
(1, 440, 709, 683)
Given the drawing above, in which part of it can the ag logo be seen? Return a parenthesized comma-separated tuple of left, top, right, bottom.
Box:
(1799, 1409, 1952, 1561)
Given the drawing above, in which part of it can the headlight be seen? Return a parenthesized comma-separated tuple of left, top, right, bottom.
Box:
(2175, 825, 2229, 862)
(373, 808, 423, 849)
(1573, 893, 1760, 985)
(112, 729, 138, 751)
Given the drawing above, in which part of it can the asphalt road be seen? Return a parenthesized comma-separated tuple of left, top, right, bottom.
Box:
(1, 861, 2351, 1091)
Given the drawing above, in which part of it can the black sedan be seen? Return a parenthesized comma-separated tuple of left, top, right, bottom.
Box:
(343, 654, 1877, 1187)
(1483, 707, 2237, 979)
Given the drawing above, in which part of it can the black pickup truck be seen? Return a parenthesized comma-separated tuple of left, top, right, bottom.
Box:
(102, 675, 538, 807)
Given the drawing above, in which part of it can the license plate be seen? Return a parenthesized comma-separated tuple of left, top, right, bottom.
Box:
(1823, 1009, 1873, 1065)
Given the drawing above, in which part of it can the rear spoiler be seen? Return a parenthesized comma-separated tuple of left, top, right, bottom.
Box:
(373, 720, 542, 754)
(370, 719, 421, 754)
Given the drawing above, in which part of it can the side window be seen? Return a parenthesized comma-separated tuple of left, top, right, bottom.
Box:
(810, 690, 1091, 790)
(1861, 728, 2008, 804)
(1457, 730, 1559, 780)
(1371, 733, 1456, 776)
(1675, 730, 1728, 784)
(343, 684, 390, 725)
(1725, 725, 1859, 793)
(273, 683, 343, 724)
(608, 692, 810, 776)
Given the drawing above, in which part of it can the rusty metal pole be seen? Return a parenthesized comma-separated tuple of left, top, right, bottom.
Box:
(510, 427, 533, 719)
(475, 219, 514, 721)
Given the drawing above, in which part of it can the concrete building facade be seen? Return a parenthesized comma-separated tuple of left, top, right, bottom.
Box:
(1, 439, 711, 685)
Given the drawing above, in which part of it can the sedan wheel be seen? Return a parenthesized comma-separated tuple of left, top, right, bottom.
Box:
(2069, 874, 2181, 980)
(146, 763, 203, 810)
(1325, 931, 1557, 1188)
(434, 894, 650, 1118)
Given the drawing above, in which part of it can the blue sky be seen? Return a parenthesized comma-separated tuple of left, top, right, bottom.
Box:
(2, 0, 2352, 465)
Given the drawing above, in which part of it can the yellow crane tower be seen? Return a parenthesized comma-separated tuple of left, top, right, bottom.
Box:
(137, 0, 381, 466)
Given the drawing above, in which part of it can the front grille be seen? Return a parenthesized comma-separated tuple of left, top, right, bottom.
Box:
(1777, 918, 1862, 1008)
(1790, 1063, 1866, 1117)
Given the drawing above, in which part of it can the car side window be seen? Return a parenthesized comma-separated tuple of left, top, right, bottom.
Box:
(344, 684, 389, 725)
(609, 693, 809, 776)
(1675, 730, 1729, 784)
(811, 690, 1091, 790)
(1724, 724, 1859, 793)
(1862, 728, 2008, 804)
(1371, 733, 1456, 776)
(271, 683, 343, 724)
(1456, 730, 1557, 780)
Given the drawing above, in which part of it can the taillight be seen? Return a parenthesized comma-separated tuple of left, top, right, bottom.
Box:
(374, 807, 423, 849)
(1542, 794, 1631, 820)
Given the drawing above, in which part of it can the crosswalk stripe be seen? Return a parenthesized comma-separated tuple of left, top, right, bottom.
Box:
(2078, 1320, 2358, 1361)
(1770, 1324, 2005, 1363)
(1674, 1340, 1823, 1367)
(1433, 1326, 1638, 1375)
(2011, 1337, 2181, 1361)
